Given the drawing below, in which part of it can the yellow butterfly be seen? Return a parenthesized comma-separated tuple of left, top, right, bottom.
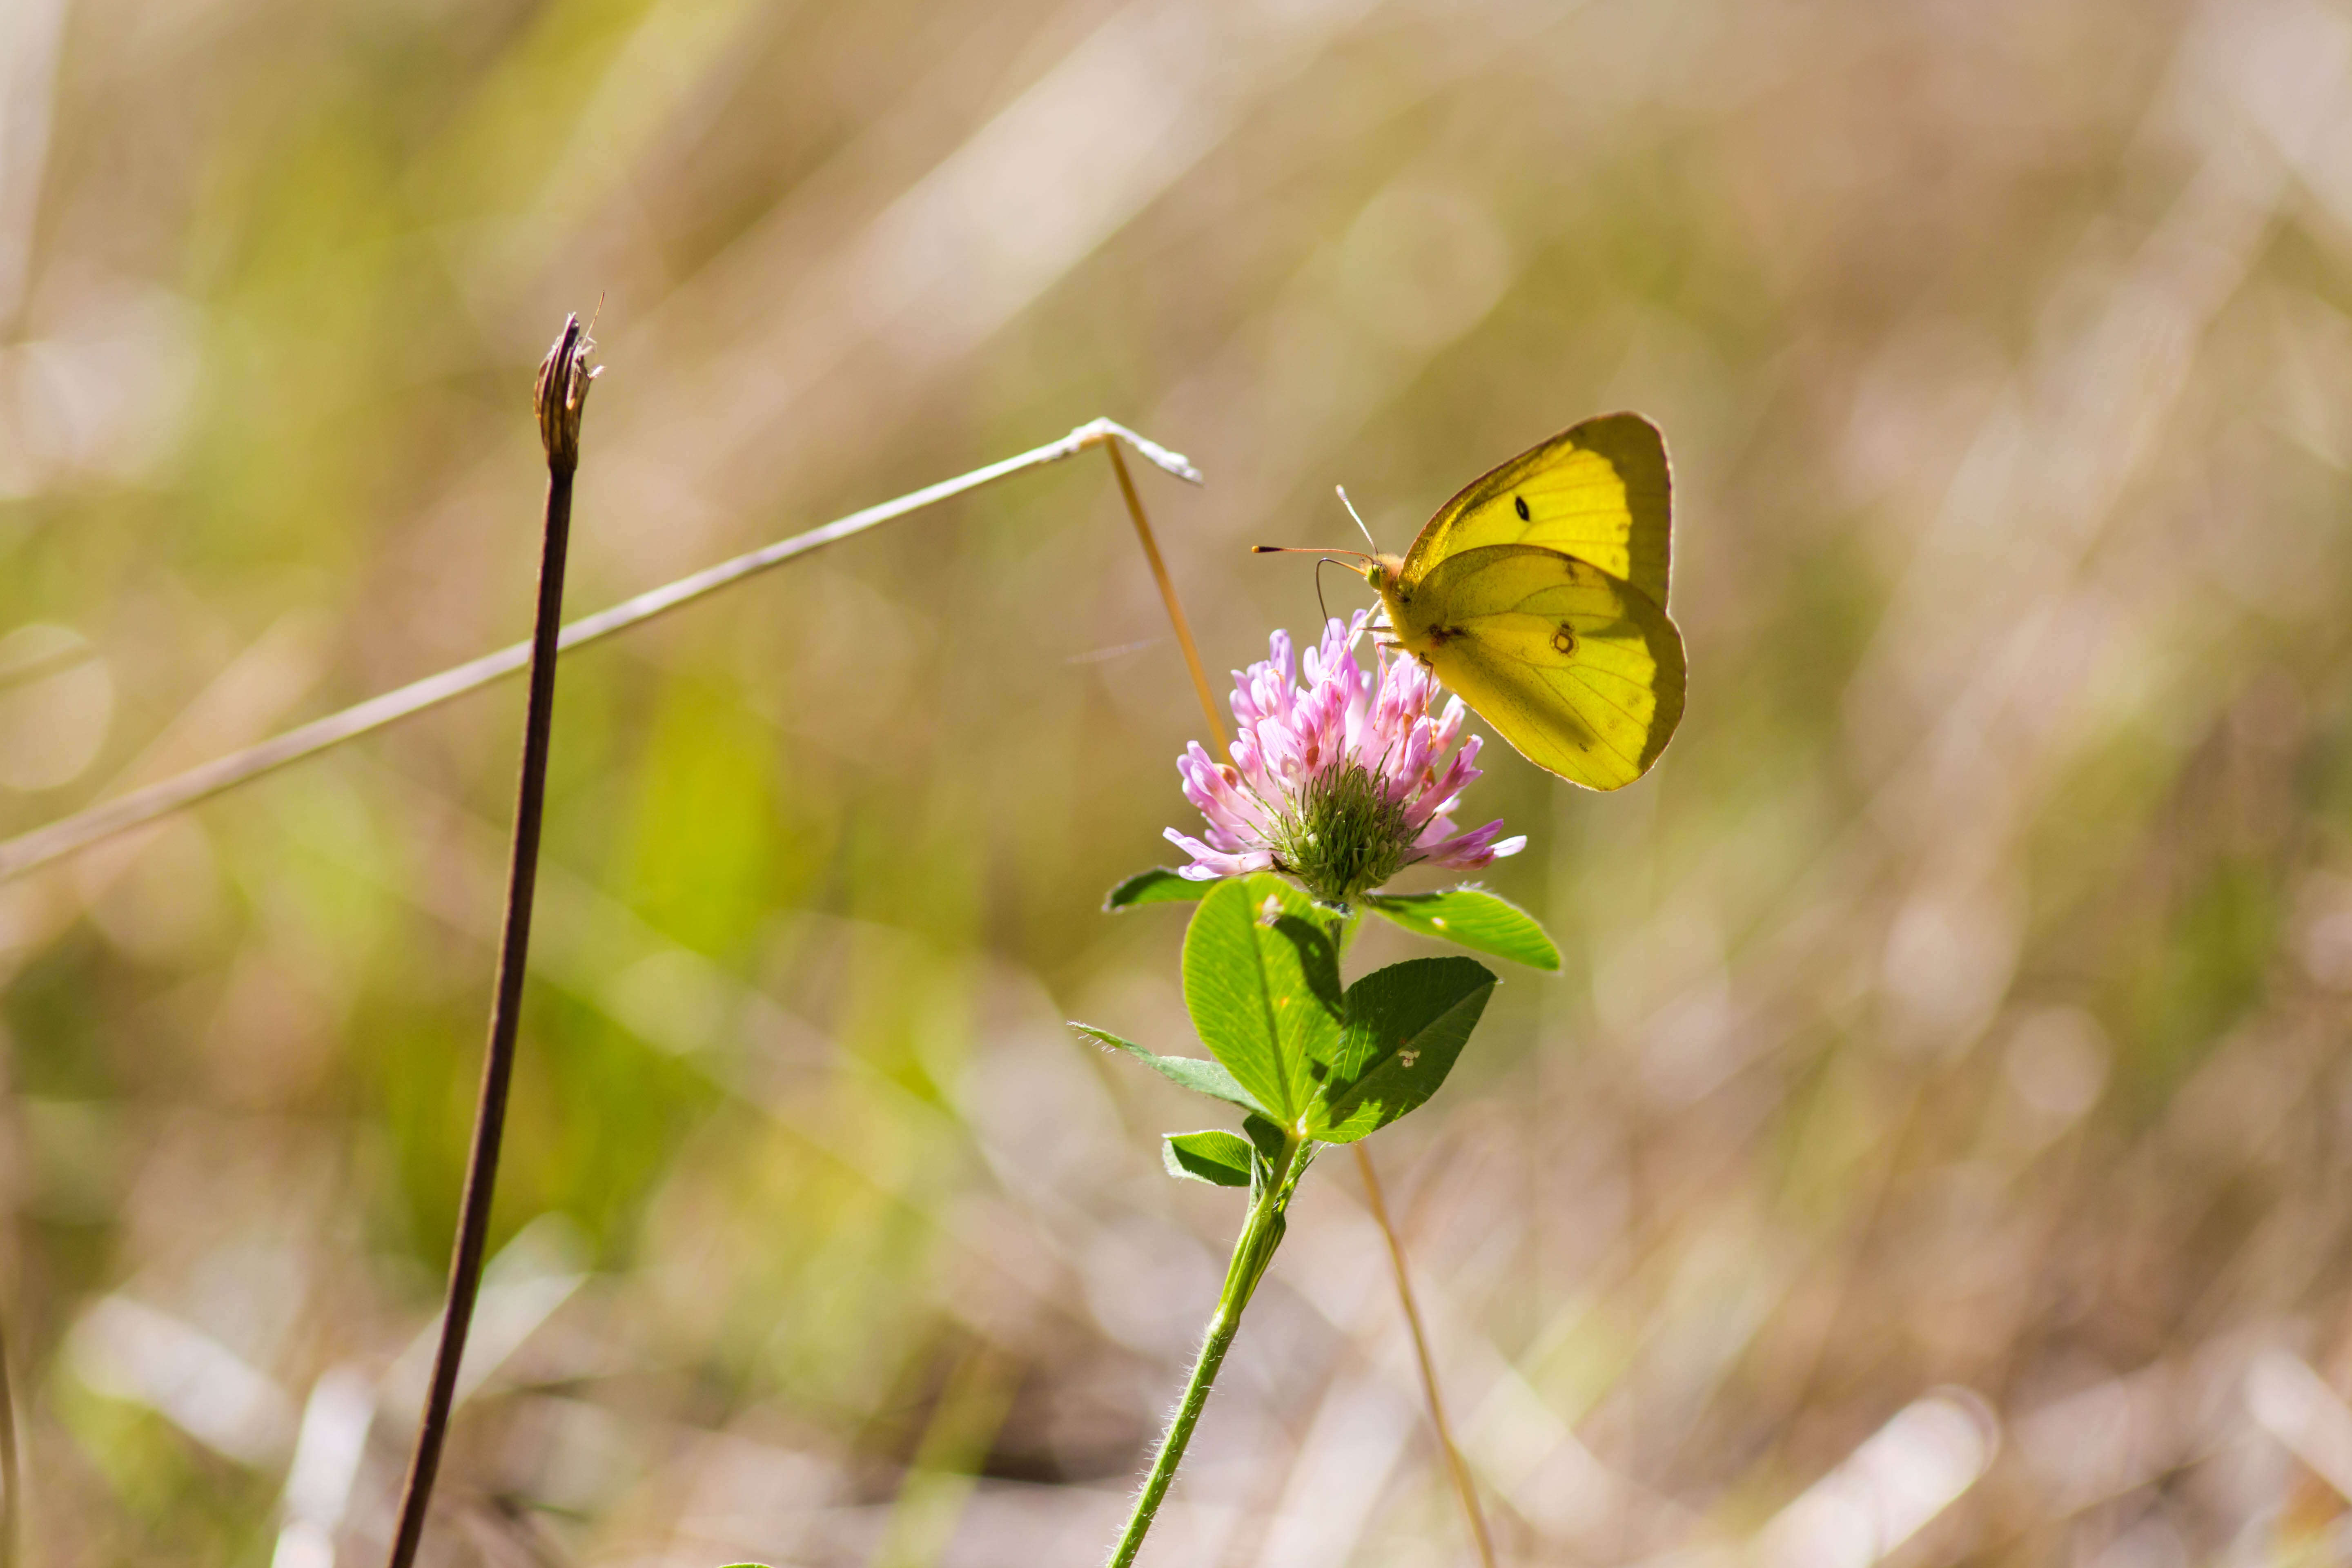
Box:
(1275, 414, 1686, 791)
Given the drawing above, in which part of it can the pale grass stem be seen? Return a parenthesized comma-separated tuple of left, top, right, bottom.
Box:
(1114, 463, 1498, 1568)
(1357, 1145, 1498, 1568)
(0, 419, 1200, 886)
(0, 1304, 18, 1568)
(1106, 438, 1224, 750)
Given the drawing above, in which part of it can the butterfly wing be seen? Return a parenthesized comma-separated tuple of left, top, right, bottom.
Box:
(1401, 413, 1671, 609)
(1412, 544, 1684, 790)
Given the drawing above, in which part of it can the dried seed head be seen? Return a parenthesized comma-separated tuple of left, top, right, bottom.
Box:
(534, 312, 601, 470)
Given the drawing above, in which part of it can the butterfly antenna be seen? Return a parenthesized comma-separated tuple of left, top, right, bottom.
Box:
(1336, 485, 1378, 551)
(1252, 544, 1376, 564)
(1315, 559, 1381, 628)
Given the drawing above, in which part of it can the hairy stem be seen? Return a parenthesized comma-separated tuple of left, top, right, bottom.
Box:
(1105, 1140, 1294, 1568)
(383, 316, 592, 1568)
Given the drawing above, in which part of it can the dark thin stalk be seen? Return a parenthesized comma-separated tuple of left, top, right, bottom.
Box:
(383, 315, 597, 1568)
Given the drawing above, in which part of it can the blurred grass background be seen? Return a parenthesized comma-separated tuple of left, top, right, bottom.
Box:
(5, 0, 2352, 1562)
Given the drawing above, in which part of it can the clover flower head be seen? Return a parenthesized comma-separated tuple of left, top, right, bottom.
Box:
(1165, 612, 1526, 904)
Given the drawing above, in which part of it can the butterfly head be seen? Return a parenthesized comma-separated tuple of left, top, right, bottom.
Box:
(1362, 552, 1419, 644)
(1251, 545, 1416, 644)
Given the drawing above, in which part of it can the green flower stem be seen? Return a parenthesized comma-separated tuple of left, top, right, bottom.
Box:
(1105, 1137, 1296, 1568)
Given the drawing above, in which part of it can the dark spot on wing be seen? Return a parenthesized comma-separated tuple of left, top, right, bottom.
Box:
(1552, 624, 1577, 656)
(1514, 494, 1531, 522)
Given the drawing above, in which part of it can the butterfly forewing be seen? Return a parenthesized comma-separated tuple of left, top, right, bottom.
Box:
(1401, 412, 1671, 609)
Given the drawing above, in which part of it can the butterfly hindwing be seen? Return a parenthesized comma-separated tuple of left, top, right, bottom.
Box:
(1410, 544, 1684, 791)
(1401, 413, 1670, 609)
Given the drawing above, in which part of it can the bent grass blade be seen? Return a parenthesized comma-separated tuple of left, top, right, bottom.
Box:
(0, 419, 1200, 885)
